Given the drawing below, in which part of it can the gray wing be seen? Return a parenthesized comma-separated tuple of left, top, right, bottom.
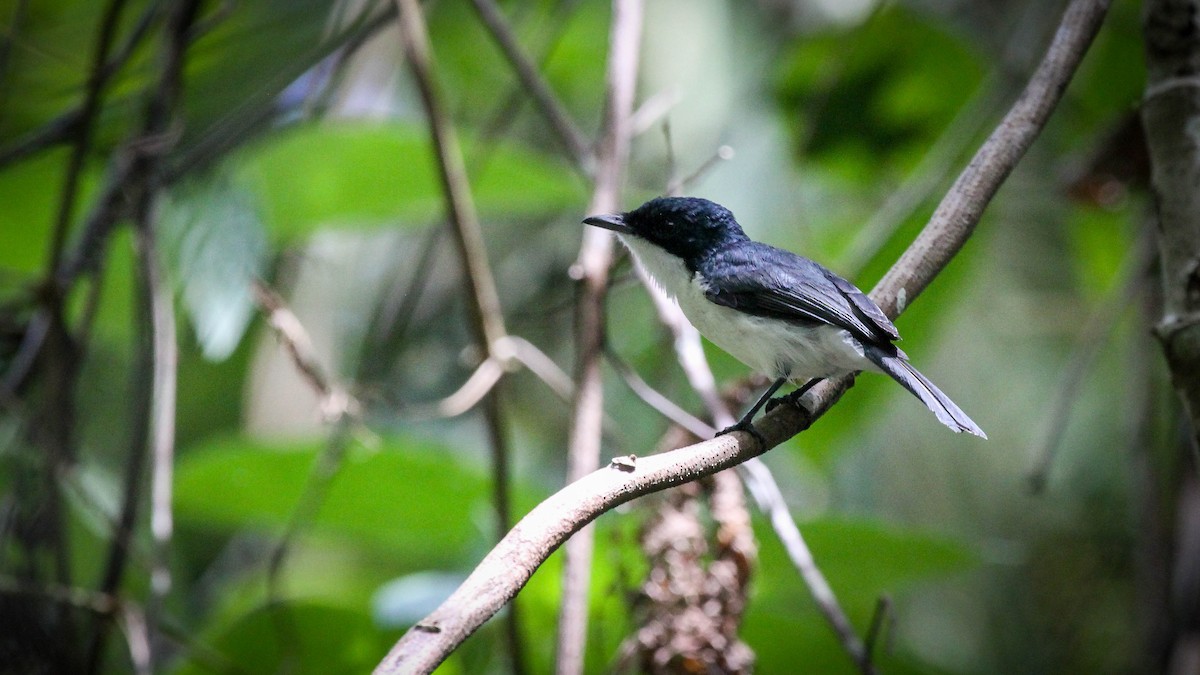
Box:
(699, 242, 900, 345)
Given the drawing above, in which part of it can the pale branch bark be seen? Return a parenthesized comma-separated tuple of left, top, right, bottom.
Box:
(405, 336, 575, 420)
(393, 0, 525, 669)
(556, 2, 643, 673)
(373, 1, 1109, 672)
(252, 280, 340, 402)
(467, 0, 594, 170)
(1141, 2, 1200, 672)
(144, 199, 178, 675)
(738, 458, 878, 675)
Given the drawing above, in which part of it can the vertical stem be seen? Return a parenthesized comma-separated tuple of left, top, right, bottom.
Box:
(392, 0, 522, 669)
(145, 229, 177, 672)
(85, 1, 199, 671)
(556, 2, 642, 673)
(1142, 1, 1200, 671)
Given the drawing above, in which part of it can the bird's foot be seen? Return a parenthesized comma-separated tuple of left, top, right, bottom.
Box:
(716, 419, 766, 450)
(765, 390, 804, 415)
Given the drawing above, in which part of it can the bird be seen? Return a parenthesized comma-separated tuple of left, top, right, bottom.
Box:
(583, 196, 985, 443)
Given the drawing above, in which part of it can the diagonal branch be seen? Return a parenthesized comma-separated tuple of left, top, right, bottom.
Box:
(373, 0, 1111, 672)
(467, 0, 594, 171)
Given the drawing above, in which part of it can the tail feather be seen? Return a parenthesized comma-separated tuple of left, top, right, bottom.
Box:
(864, 346, 986, 439)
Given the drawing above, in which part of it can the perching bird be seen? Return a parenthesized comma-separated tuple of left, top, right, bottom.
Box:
(583, 196, 985, 441)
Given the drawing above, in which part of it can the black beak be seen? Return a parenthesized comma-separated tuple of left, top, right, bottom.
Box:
(582, 213, 631, 235)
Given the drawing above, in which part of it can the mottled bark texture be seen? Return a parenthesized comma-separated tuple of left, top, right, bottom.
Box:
(1141, 1, 1200, 673)
(615, 457, 757, 675)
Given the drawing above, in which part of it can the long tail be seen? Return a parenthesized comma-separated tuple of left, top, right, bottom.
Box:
(864, 345, 986, 439)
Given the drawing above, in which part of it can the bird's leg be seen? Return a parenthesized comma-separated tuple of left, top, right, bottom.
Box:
(716, 377, 787, 448)
(765, 377, 822, 414)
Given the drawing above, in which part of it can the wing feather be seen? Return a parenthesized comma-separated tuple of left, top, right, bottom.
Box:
(700, 243, 899, 344)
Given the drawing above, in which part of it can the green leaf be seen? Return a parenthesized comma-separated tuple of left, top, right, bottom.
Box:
(754, 516, 978, 615)
(776, 5, 985, 171)
(174, 435, 540, 565)
(745, 517, 977, 672)
(160, 175, 267, 361)
(232, 122, 583, 236)
(0, 149, 101, 278)
(171, 601, 393, 675)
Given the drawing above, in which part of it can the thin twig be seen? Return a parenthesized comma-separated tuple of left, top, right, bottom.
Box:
(1027, 236, 1151, 492)
(863, 595, 893, 664)
(839, 74, 1003, 276)
(393, 0, 525, 669)
(0, 576, 118, 615)
(467, 0, 593, 171)
(668, 145, 734, 198)
(402, 336, 576, 421)
(468, 0, 587, 177)
(47, 0, 129, 274)
(358, 224, 445, 381)
(252, 280, 336, 400)
(86, 3, 200, 672)
(373, 1, 1111, 671)
(739, 458, 876, 674)
(119, 603, 152, 675)
(0, 0, 161, 171)
(251, 280, 361, 666)
(557, 2, 643, 673)
(144, 185, 178, 674)
(604, 346, 715, 440)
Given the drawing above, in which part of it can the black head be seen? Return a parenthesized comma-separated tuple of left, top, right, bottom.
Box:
(583, 197, 749, 265)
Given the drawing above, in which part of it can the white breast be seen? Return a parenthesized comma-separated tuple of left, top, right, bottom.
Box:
(619, 236, 875, 380)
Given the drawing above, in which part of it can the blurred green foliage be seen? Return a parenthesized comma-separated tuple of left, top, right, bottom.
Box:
(0, 0, 1161, 673)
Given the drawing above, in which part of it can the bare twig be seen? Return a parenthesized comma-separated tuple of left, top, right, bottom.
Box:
(0, 577, 118, 615)
(144, 189, 178, 673)
(1027, 236, 1151, 492)
(358, 224, 445, 380)
(739, 458, 876, 674)
(251, 280, 339, 402)
(667, 145, 734, 198)
(47, 0, 129, 273)
(863, 595, 894, 663)
(393, 0, 526, 669)
(557, 2, 643, 673)
(467, 0, 593, 170)
(119, 603, 152, 675)
(0, 0, 161, 171)
(251, 280, 360, 666)
(373, 1, 1110, 671)
(604, 346, 715, 440)
(402, 335, 575, 420)
(839, 75, 1003, 276)
(86, 3, 200, 672)
(468, 0, 587, 176)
